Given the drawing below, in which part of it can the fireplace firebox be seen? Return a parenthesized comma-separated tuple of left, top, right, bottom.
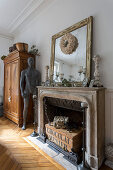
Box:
(43, 97, 83, 130)
(40, 97, 84, 165)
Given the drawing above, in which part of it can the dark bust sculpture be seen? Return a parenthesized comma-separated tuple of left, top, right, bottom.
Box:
(20, 57, 41, 130)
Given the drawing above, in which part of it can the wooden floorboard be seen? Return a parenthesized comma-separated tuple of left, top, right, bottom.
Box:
(0, 117, 65, 170)
(0, 116, 112, 170)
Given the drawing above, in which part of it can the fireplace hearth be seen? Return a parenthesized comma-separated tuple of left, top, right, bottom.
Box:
(37, 87, 105, 170)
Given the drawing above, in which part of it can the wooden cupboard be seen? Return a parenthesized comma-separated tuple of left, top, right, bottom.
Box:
(4, 50, 34, 126)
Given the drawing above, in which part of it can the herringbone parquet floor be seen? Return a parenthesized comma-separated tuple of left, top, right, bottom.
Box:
(0, 117, 65, 170)
(0, 117, 112, 170)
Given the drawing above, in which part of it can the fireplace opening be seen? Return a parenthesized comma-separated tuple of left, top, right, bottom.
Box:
(43, 97, 83, 131)
(43, 97, 83, 124)
(38, 97, 85, 165)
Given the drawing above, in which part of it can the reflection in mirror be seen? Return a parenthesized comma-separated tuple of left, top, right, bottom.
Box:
(54, 25, 87, 82)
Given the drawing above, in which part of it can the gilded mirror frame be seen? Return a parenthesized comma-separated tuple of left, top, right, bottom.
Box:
(50, 16, 93, 83)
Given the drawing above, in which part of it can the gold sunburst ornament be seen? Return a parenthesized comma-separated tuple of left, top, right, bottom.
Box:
(60, 33, 78, 55)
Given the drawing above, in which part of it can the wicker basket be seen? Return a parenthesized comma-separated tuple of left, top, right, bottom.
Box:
(16, 43, 28, 52)
(45, 123, 83, 153)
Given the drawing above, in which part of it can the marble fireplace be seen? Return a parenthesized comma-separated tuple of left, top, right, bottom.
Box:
(37, 87, 105, 170)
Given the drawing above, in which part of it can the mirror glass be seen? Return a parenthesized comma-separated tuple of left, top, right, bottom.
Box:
(50, 16, 93, 85)
(54, 25, 87, 82)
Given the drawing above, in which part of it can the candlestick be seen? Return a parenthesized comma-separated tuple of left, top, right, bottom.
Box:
(89, 55, 103, 87)
(45, 65, 49, 81)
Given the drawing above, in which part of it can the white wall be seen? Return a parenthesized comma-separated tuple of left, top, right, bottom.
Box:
(0, 37, 13, 97)
(14, 0, 113, 143)
(14, 0, 113, 88)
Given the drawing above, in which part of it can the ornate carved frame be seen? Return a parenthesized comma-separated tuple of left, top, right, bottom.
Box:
(50, 16, 93, 83)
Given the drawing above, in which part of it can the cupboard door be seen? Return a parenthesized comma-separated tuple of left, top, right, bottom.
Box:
(10, 61, 19, 118)
(4, 63, 11, 113)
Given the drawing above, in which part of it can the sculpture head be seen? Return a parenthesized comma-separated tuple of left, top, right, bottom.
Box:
(28, 57, 34, 68)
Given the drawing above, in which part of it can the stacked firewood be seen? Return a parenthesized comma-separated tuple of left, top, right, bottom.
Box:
(45, 123, 82, 153)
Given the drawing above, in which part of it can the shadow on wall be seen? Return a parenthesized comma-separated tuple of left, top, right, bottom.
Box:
(0, 95, 3, 102)
(0, 91, 3, 117)
(0, 87, 3, 103)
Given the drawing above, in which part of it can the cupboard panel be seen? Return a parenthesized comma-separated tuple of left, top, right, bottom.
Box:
(4, 63, 11, 113)
(10, 61, 19, 115)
